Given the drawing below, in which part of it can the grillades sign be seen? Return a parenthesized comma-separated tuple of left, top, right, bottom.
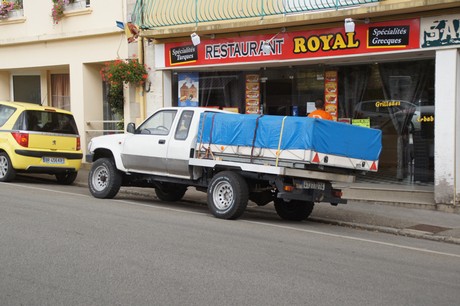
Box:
(165, 19, 419, 67)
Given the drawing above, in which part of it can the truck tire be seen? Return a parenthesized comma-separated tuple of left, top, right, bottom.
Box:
(207, 171, 248, 220)
(0, 152, 16, 182)
(155, 183, 187, 202)
(274, 199, 314, 221)
(88, 158, 122, 199)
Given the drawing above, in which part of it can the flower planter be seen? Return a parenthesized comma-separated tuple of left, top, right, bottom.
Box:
(7, 9, 23, 18)
(66, 0, 85, 11)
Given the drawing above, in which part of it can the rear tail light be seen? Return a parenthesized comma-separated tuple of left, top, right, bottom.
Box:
(11, 132, 29, 147)
(76, 136, 81, 151)
(332, 189, 343, 198)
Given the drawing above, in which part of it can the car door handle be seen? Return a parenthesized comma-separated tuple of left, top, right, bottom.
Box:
(159, 139, 166, 144)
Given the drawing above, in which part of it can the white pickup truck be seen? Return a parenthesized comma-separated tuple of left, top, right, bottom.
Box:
(87, 107, 381, 220)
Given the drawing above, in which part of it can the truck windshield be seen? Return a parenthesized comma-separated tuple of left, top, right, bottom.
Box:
(138, 110, 177, 135)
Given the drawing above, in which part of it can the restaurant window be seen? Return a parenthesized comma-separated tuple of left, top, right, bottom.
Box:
(172, 71, 245, 111)
(340, 59, 435, 184)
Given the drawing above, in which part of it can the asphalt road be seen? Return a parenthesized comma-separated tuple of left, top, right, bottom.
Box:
(1, 176, 459, 305)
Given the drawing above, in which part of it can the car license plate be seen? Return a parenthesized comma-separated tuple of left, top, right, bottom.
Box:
(302, 180, 325, 190)
(43, 157, 65, 164)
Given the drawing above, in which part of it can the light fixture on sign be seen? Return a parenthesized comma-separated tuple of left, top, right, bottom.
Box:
(344, 18, 355, 33)
(191, 32, 201, 46)
(344, 18, 370, 33)
(262, 27, 286, 55)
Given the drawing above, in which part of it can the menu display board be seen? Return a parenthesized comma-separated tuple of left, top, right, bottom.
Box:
(245, 74, 260, 114)
(324, 71, 338, 121)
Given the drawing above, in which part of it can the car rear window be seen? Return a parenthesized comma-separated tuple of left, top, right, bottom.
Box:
(0, 105, 16, 127)
(13, 110, 79, 135)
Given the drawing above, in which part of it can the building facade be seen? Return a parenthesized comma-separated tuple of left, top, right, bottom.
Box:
(133, 0, 460, 208)
(0, 0, 140, 157)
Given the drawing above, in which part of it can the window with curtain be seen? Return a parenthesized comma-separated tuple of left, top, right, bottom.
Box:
(51, 74, 70, 110)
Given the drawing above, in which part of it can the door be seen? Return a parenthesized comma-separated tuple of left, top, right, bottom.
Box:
(121, 109, 177, 174)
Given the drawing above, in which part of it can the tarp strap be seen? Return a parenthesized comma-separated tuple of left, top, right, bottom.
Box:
(250, 115, 264, 163)
(197, 113, 207, 158)
(275, 116, 287, 167)
(198, 113, 206, 143)
(204, 113, 216, 159)
(197, 112, 215, 159)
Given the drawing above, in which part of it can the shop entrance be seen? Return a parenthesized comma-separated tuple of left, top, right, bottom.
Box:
(262, 68, 295, 116)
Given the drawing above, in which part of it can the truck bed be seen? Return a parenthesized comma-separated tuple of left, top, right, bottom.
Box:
(194, 112, 382, 173)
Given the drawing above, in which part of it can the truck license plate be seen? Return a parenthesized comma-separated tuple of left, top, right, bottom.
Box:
(43, 157, 65, 164)
(302, 180, 325, 190)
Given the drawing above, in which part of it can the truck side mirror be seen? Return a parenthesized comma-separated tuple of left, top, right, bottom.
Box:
(127, 122, 136, 134)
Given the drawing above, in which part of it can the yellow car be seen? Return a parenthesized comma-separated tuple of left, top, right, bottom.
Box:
(0, 101, 82, 184)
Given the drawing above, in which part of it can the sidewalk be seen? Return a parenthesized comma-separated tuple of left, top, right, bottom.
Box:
(77, 165, 460, 245)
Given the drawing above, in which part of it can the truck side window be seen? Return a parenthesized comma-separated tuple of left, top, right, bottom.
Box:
(138, 110, 177, 135)
(175, 111, 194, 140)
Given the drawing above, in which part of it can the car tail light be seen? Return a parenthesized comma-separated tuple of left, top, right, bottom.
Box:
(76, 136, 81, 151)
(11, 132, 29, 147)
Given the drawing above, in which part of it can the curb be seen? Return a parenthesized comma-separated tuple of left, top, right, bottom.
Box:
(310, 217, 460, 245)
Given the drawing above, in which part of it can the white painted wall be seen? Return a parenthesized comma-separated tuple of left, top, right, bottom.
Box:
(434, 48, 459, 204)
(0, 0, 131, 158)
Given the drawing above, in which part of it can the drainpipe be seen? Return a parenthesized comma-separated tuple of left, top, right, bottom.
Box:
(138, 37, 146, 122)
(455, 54, 459, 207)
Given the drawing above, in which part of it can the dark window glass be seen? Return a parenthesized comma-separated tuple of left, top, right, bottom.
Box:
(13, 110, 79, 135)
(0, 105, 16, 127)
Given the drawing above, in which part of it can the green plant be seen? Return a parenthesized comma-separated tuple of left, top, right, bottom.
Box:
(13, 0, 22, 10)
(100, 58, 150, 115)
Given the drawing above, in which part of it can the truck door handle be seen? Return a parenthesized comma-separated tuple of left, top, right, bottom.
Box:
(159, 139, 166, 144)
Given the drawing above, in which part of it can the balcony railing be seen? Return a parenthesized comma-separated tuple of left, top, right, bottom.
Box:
(132, 0, 380, 29)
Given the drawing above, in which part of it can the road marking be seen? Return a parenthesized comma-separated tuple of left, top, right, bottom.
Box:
(6, 183, 460, 259)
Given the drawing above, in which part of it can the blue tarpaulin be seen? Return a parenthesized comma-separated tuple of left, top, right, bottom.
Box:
(197, 113, 382, 161)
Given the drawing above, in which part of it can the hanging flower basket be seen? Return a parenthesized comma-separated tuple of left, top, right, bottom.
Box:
(100, 58, 149, 88)
(51, 0, 66, 24)
(100, 58, 150, 114)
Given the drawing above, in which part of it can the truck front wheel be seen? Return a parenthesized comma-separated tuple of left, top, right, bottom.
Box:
(207, 171, 248, 220)
(88, 158, 122, 199)
(274, 199, 314, 221)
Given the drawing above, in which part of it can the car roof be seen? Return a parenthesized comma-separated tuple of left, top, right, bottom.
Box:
(0, 101, 72, 114)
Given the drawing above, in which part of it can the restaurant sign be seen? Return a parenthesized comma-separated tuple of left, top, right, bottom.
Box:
(162, 19, 419, 68)
(421, 14, 460, 48)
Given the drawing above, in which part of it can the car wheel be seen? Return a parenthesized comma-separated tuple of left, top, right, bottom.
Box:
(155, 183, 187, 202)
(0, 152, 16, 182)
(55, 172, 78, 185)
(88, 158, 122, 199)
(273, 198, 314, 221)
(207, 171, 248, 220)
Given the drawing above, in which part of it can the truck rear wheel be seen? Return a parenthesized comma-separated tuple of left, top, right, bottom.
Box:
(155, 183, 187, 202)
(274, 199, 314, 221)
(88, 158, 122, 199)
(207, 171, 248, 220)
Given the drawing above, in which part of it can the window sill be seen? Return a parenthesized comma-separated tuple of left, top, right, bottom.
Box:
(64, 7, 92, 17)
(0, 16, 26, 25)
